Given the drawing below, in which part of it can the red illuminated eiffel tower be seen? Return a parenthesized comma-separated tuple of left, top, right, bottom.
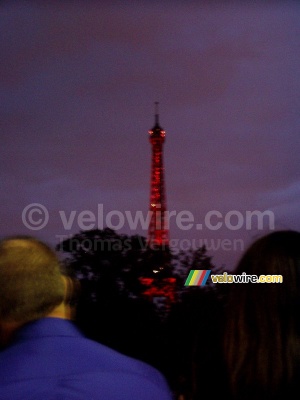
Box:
(139, 103, 176, 314)
(148, 102, 169, 247)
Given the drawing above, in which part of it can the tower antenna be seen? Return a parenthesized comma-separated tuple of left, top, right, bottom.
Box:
(154, 101, 159, 125)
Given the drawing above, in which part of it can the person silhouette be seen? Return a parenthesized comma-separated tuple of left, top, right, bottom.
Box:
(0, 235, 173, 400)
(222, 230, 300, 400)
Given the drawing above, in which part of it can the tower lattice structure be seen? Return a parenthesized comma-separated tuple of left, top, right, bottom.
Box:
(148, 102, 169, 247)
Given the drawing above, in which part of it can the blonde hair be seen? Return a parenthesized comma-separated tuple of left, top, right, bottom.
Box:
(0, 236, 65, 323)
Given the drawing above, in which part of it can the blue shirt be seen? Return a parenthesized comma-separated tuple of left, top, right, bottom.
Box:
(0, 318, 173, 400)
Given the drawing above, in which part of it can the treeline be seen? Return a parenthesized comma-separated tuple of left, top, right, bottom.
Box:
(57, 228, 228, 399)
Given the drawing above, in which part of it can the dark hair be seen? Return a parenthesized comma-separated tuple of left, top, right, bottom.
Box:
(223, 230, 300, 399)
(0, 236, 65, 323)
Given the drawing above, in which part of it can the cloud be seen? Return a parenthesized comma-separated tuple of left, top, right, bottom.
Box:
(1, 1, 300, 268)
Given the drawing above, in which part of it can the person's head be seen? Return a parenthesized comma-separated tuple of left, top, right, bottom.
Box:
(223, 229, 300, 399)
(234, 229, 300, 277)
(0, 235, 65, 325)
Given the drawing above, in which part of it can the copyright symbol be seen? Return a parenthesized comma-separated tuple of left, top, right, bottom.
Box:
(22, 203, 49, 230)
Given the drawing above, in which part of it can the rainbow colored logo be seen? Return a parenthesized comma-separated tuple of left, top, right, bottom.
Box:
(184, 270, 211, 286)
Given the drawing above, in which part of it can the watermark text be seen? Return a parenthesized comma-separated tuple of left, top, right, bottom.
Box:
(22, 203, 275, 233)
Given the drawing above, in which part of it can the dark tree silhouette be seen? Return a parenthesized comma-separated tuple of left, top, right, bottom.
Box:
(56, 228, 224, 399)
(57, 228, 175, 299)
(56, 228, 174, 368)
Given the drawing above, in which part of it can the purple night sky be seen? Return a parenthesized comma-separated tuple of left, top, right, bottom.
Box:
(1, 1, 300, 269)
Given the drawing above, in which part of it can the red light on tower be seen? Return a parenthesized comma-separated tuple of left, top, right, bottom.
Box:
(148, 102, 168, 247)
